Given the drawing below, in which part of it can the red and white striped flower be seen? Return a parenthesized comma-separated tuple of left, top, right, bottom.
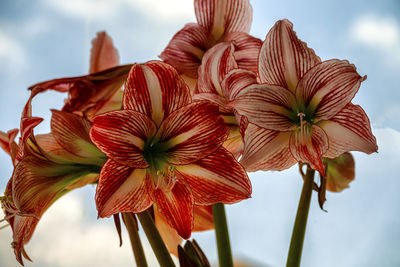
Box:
(229, 19, 378, 175)
(90, 61, 251, 238)
(160, 0, 261, 80)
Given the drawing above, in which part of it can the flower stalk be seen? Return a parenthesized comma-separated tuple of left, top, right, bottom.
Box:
(212, 203, 233, 267)
(286, 165, 315, 267)
(137, 210, 176, 267)
(122, 213, 148, 267)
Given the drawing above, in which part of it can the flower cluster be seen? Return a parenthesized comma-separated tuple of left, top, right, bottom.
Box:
(0, 0, 377, 265)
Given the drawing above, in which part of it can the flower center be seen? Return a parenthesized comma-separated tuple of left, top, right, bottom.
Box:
(295, 112, 313, 145)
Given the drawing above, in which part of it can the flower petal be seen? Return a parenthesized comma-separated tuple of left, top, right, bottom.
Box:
(289, 125, 329, 175)
(160, 23, 215, 78)
(89, 31, 120, 74)
(222, 68, 257, 101)
(96, 159, 152, 217)
(154, 206, 183, 256)
(194, 0, 252, 40)
(150, 181, 194, 239)
(193, 205, 214, 231)
(175, 147, 251, 205)
(197, 42, 237, 96)
(240, 123, 296, 171)
(296, 59, 366, 120)
(259, 19, 321, 91)
(51, 110, 104, 160)
(90, 110, 157, 168)
(324, 152, 355, 192)
(157, 101, 228, 165)
(318, 103, 378, 158)
(223, 32, 262, 73)
(229, 83, 295, 131)
(192, 93, 231, 113)
(123, 61, 191, 127)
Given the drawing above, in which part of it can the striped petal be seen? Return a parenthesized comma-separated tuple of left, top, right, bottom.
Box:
(240, 123, 296, 172)
(222, 68, 257, 101)
(154, 206, 183, 256)
(296, 59, 366, 120)
(96, 159, 152, 217)
(160, 23, 215, 78)
(289, 125, 329, 175)
(90, 110, 157, 168)
(193, 205, 214, 231)
(157, 101, 228, 165)
(175, 147, 251, 205)
(259, 19, 321, 92)
(223, 32, 262, 73)
(192, 93, 232, 113)
(89, 31, 120, 74)
(319, 103, 378, 158)
(195, 0, 252, 40)
(150, 180, 194, 239)
(51, 110, 104, 160)
(197, 42, 237, 96)
(229, 83, 295, 131)
(123, 61, 191, 126)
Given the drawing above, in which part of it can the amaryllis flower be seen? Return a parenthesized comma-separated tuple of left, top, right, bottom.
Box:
(229, 19, 378, 175)
(324, 152, 355, 192)
(90, 61, 251, 238)
(160, 0, 261, 80)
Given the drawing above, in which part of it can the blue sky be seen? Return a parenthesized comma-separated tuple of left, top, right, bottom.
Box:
(0, 0, 399, 266)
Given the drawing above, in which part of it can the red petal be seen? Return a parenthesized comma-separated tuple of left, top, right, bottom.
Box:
(259, 19, 321, 91)
(223, 32, 262, 73)
(0, 129, 19, 163)
(241, 123, 296, 171)
(222, 68, 257, 101)
(157, 101, 228, 165)
(194, 0, 252, 40)
(96, 159, 152, 217)
(160, 23, 214, 78)
(193, 205, 214, 231)
(192, 93, 231, 114)
(289, 125, 329, 175)
(319, 103, 378, 158)
(154, 206, 183, 256)
(89, 31, 120, 74)
(296, 59, 366, 120)
(229, 83, 295, 131)
(90, 110, 156, 168)
(176, 147, 251, 205)
(123, 61, 191, 126)
(51, 110, 103, 159)
(197, 42, 237, 96)
(150, 181, 194, 239)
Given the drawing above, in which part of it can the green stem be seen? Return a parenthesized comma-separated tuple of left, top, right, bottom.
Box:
(137, 210, 176, 267)
(286, 165, 315, 267)
(122, 213, 148, 267)
(212, 203, 233, 267)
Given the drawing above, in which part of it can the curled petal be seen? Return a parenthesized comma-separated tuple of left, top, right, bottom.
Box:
(157, 101, 228, 165)
(229, 84, 295, 131)
(319, 103, 378, 158)
(123, 61, 191, 126)
(90, 110, 157, 168)
(289, 125, 329, 175)
(176, 147, 251, 205)
(89, 31, 120, 74)
(241, 123, 296, 171)
(150, 181, 194, 239)
(259, 19, 321, 91)
(160, 23, 215, 78)
(296, 59, 366, 120)
(0, 129, 19, 165)
(224, 32, 262, 73)
(96, 159, 152, 217)
(222, 69, 257, 101)
(195, 0, 252, 40)
(197, 42, 237, 96)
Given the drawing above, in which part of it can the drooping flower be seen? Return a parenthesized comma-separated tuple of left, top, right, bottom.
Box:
(90, 61, 251, 238)
(229, 19, 378, 175)
(160, 0, 261, 81)
(324, 152, 355, 192)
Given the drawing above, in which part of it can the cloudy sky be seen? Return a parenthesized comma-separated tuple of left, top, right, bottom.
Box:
(0, 0, 399, 266)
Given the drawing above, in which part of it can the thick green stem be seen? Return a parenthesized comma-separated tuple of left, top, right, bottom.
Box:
(137, 210, 175, 267)
(286, 165, 315, 267)
(212, 203, 233, 267)
(122, 213, 148, 267)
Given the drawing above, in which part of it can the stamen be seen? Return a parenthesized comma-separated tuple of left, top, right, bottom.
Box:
(0, 223, 9, 230)
(297, 113, 306, 144)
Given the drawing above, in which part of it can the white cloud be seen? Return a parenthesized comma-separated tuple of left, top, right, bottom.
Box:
(0, 30, 29, 74)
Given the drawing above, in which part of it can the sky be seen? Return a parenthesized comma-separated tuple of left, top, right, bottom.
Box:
(0, 0, 399, 266)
